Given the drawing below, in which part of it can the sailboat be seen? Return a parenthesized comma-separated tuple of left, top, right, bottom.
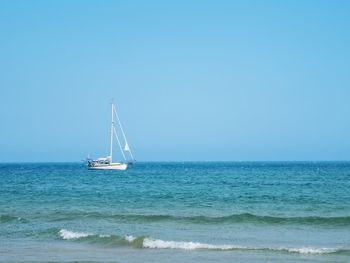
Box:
(86, 101, 135, 170)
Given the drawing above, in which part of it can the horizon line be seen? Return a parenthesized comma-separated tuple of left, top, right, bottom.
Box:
(1, 160, 350, 164)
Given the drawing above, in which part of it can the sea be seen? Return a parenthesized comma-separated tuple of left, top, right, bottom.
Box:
(1, 162, 350, 262)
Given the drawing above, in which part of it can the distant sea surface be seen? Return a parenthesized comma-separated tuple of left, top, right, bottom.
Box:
(1, 162, 350, 262)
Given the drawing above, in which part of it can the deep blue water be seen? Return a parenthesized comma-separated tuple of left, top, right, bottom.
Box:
(1, 162, 350, 262)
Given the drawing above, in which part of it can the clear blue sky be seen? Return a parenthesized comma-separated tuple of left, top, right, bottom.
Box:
(0, 0, 349, 162)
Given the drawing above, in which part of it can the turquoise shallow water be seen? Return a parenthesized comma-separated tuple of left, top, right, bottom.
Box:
(1, 162, 350, 262)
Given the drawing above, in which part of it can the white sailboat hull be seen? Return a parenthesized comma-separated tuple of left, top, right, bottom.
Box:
(88, 163, 128, 171)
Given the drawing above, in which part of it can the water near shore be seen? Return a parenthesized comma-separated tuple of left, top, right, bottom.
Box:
(1, 162, 350, 262)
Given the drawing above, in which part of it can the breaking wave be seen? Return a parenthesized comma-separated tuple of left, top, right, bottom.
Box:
(59, 229, 93, 239)
(58, 229, 145, 247)
(57, 229, 350, 255)
(142, 238, 344, 254)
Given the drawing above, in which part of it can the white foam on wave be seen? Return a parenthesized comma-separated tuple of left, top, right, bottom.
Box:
(59, 229, 92, 240)
(143, 238, 243, 250)
(285, 247, 337, 254)
(125, 235, 137, 242)
(57, 230, 341, 255)
(143, 238, 339, 254)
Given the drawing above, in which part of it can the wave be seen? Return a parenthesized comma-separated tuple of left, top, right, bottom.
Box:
(57, 229, 350, 255)
(58, 229, 145, 247)
(0, 214, 28, 223)
(142, 238, 344, 254)
(59, 229, 93, 239)
(48, 212, 350, 226)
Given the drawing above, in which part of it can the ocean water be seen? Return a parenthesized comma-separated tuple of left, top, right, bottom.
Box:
(1, 162, 350, 262)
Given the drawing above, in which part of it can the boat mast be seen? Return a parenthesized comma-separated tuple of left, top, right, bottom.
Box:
(111, 100, 127, 162)
(109, 101, 114, 161)
(113, 105, 135, 161)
